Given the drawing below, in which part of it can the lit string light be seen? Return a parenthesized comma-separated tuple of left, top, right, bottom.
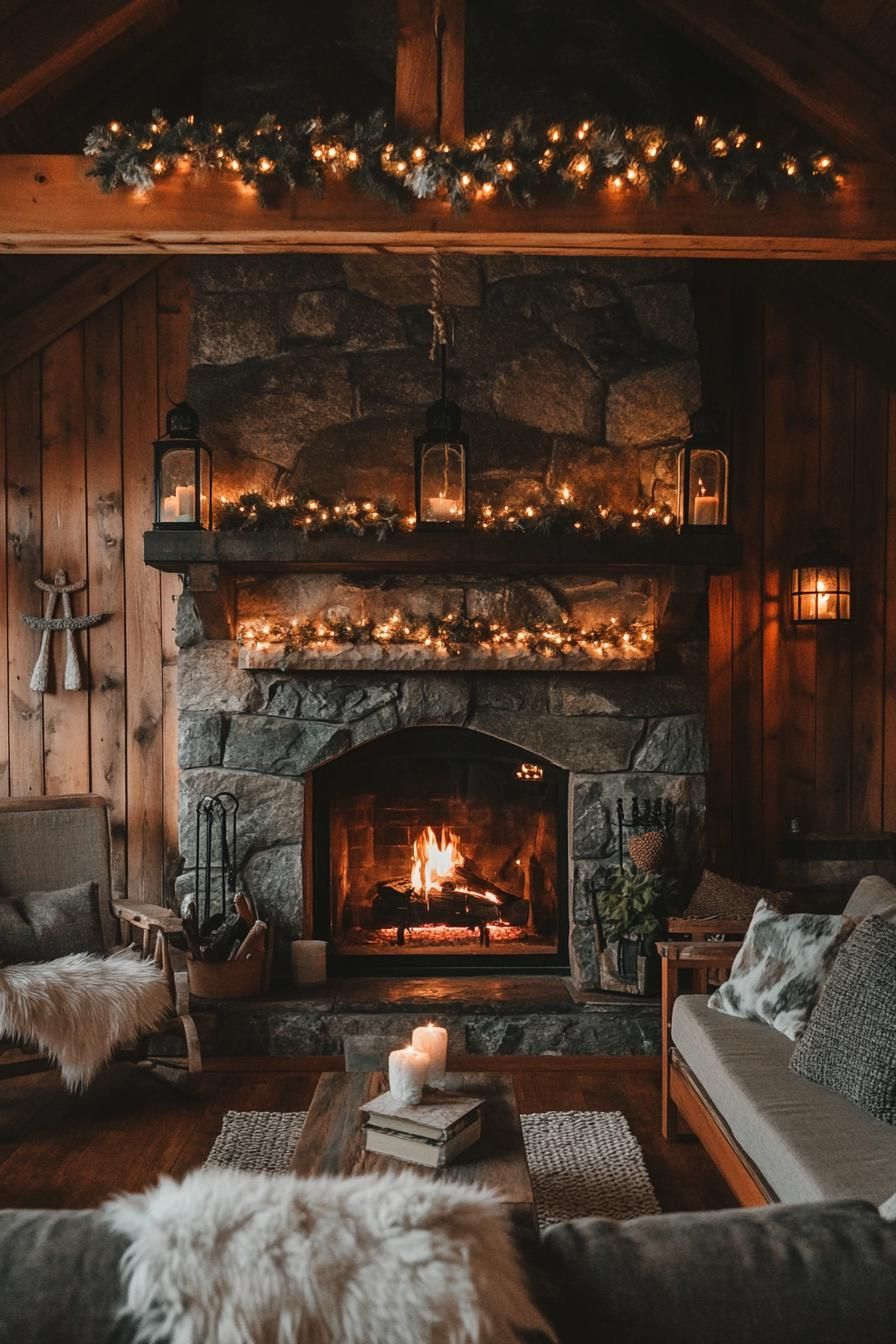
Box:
(237, 610, 654, 660)
(84, 109, 844, 207)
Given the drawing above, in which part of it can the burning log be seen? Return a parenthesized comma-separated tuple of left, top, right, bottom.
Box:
(373, 864, 529, 932)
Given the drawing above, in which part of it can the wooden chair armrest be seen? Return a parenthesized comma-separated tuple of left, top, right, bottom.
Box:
(665, 916, 751, 937)
(111, 899, 182, 935)
(656, 940, 742, 966)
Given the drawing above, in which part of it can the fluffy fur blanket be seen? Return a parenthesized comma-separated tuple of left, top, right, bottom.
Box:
(103, 1167, 555, 1344)
(0, 950, 170, 1089)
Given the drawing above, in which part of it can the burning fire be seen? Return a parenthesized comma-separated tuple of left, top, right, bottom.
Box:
(411, 826, 464, 897)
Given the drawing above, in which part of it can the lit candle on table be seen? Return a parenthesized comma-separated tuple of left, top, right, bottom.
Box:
(412, 1022, 448, 1089)
(388, 1044, 430, 1104)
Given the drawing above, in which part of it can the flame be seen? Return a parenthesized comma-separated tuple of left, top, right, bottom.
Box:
(410, 826, 464, 896)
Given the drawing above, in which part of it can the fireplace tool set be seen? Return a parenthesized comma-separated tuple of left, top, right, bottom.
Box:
(180, 793, 272, 997)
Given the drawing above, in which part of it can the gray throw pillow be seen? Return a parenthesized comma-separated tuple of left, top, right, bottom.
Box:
(19, 881, 104, 960)
(790, 917, 896, 1124)
(707, 899, 854, 1040)
(0, 900, 40, 964)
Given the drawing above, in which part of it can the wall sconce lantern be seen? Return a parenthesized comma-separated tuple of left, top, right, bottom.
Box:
(153, 402, 211, 530)
(791, 532, 851, 623)
(677, 409, 729, 530)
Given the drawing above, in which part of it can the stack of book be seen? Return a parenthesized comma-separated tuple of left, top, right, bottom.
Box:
(361, 1089, 484, 1168)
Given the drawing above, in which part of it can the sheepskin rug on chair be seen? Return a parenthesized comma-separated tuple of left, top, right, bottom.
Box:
(0, 950, 171, 1089)
(103, 1167, 555, 1344)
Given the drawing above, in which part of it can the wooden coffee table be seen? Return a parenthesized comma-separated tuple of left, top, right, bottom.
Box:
(291, 1070, 536, 1226)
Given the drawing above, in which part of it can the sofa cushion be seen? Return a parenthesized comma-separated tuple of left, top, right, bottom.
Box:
(791, 916, 896, 1124)
(686, 869, 789, 920)
(845, 875, 896, 923)
(0, 1208, 131, 1344)
(537, 1200, 896, 1344)
(672, 995, 896, 1204)
(19, 881, 104, 959)
(707, 899, 854, 1040)
(0, 899, 39, 964)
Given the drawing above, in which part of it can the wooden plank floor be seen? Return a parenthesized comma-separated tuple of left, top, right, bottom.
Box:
(0, 1056, 735, 1214)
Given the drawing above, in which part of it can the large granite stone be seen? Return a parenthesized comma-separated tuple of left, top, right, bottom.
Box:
(179, 712, 224, 768)
(178, 643, 261, 714)
(605, 360, 702, 447)
(468, 709, 643, 771)
(261, 676, 400, 723)
(343, 254, 482, 307)
(568, 923, 600, 991)
(242, 844, 302, 939)
(284, 289, 404, 351)
(190, 350, 353, 470)
(352, 348, 444, 413)
(398, 676, 472, 727)
(193, 256, 344, 293)
(549, 673, 704, 718)
(191, 292, 280, 365)
(473, 676, 550, 714)
(178, 767, 304, 860)
(491, 347, 602, 438)
(174, 592, 205, 649)
(572, 771, 706, 872)
(291, 412, 417, 506)
(486, 273, 617, 323)
(634, 715, 707, 773)
(629, 282, 698, 354)
(223, 715, 351, 776)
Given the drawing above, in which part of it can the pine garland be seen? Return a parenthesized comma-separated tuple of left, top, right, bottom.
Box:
(238, 610, 652, 659)
(84, 109, 843, 210)
(216, 489, 677, 539)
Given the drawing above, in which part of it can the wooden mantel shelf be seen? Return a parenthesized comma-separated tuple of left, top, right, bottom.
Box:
(143, 527, 741, 577)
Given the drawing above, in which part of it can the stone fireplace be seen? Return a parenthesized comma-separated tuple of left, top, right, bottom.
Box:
(172, 253, 709, 991)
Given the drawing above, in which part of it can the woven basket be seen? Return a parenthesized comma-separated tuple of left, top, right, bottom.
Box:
(187, 947, 269, 999)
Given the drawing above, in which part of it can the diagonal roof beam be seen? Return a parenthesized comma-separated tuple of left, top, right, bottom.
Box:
(0, 0, 162, 119)
(637, 0, 896, 169)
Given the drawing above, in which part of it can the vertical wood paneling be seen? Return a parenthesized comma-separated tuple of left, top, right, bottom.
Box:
(850, 369, 888, 830)
(84, 298, 127, 896)
(884, 391, 896, 831)
(157, 259, 191, 900)
(0, 380, 8, 797)
(5, 357, 43, 796)
(40, 326, 89, 794)
(122, 272, 164, 904)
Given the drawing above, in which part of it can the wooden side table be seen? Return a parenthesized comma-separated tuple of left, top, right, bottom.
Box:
(656, 940, 740, 1140)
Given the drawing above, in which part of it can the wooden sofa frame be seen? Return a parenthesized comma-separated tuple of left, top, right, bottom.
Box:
(658, 938, 776, 1207)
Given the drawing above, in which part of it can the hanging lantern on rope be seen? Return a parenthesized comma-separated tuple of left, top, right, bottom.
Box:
(414, 253, 468, 529)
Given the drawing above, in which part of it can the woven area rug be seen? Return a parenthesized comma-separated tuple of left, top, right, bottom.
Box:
(205, 1108, 660, 1228)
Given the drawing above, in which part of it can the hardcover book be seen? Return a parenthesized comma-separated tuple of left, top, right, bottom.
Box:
(364, 1114, 483, 1168)
(360, 1089, 484, 1142)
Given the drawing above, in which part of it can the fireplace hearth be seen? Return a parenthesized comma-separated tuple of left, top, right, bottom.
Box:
(311, 727, 568, 973)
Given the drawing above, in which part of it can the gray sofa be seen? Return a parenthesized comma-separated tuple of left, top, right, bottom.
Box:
(1, 1196, 896, 1342)
(670, 875, 896, 1205)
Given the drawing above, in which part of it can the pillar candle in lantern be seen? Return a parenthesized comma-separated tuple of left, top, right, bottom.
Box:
(175, 484, 196, 521)
(388, 1044, 430, 1104)
(692, 490, 720, 526)
(161, 494, 179, 522)
(412, 1022, 448, 1088)
(290, 939, 327, 987)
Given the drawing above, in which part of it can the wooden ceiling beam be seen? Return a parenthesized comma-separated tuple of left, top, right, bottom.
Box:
(0, 155, 894, 258)
(0, 256, 164, 376)
(395, 0, 465, 142)
(637, 0, 896, 168)
(0, 0, 163, 120)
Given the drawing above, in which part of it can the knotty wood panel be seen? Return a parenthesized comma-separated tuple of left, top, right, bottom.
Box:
(703, 267, 896, 879)
(0, 262, 188, 901)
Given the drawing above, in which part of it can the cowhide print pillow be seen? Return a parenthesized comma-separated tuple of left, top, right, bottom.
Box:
(707, 899, 855, 1040)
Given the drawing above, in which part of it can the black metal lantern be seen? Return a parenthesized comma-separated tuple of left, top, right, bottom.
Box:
(791, 532, 851, 623)
(153, 402, 211, 530)
(414, 349, 468, 529)
(677, 409, 729, 530)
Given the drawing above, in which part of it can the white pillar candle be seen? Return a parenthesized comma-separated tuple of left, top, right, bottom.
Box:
(176, 484, 196, 521)
(161, 494, 178, 522)
(290, 939, 327, 987)
(412, 1022, 449, 1089)
(388, 1045, 430, 1104)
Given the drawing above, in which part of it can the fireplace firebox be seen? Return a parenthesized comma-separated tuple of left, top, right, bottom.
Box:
(311, 727, 569, 974)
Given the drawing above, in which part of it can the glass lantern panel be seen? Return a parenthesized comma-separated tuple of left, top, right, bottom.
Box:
(814, 565, 840, 620)
(199, 446, 212, 528)
(159, 446, 198, 524)
(687, 448, 727, 526)
(419, 441, 465, 524)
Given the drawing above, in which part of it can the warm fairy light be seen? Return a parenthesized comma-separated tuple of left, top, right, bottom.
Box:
(625, 164, 639, 183)
(813, 154, 832, 172)
(460, 172, 472, 188)
(711, 137, 728, 156)
(782, 156, 798, 176)
(479, 180, 495, 197)
(108, 120, 121, 134)
(645, 139, 663, 160)
(548, 124, 563, 143)
(610, 174, 625, 190)
(228, 157, 241, 171)
(694, 115, 706, 128)
(412, 145, 426, 163)
(571, 154, 592, 177)
(734, 132, 748, 149)
(152, 157, 166, 174)
(671, 157, 686, 175)
(346, 149, 360, 166)
(257, 157, 274, 173)
(499, 158, 516, 176)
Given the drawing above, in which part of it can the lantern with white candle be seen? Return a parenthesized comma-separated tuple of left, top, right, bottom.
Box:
(412, 1022, 449, 1088)
(153, 402, 212, 530)
(676, 409, 729, 531)
(388, 1044, 430, 1104)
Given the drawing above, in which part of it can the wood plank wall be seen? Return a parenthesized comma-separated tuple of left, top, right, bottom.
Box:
(696, 265, 896, 881)
(0, 260, 189, 902)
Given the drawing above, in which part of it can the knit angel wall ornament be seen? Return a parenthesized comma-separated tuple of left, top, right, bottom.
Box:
(22, 570, 106, 692)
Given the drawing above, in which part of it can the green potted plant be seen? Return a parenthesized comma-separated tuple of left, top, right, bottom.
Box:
(593, 866, 675, 995)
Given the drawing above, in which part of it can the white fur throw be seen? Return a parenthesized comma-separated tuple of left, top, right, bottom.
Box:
(0, 950, 170, 1089)
(103, 1167, 555, 1344)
